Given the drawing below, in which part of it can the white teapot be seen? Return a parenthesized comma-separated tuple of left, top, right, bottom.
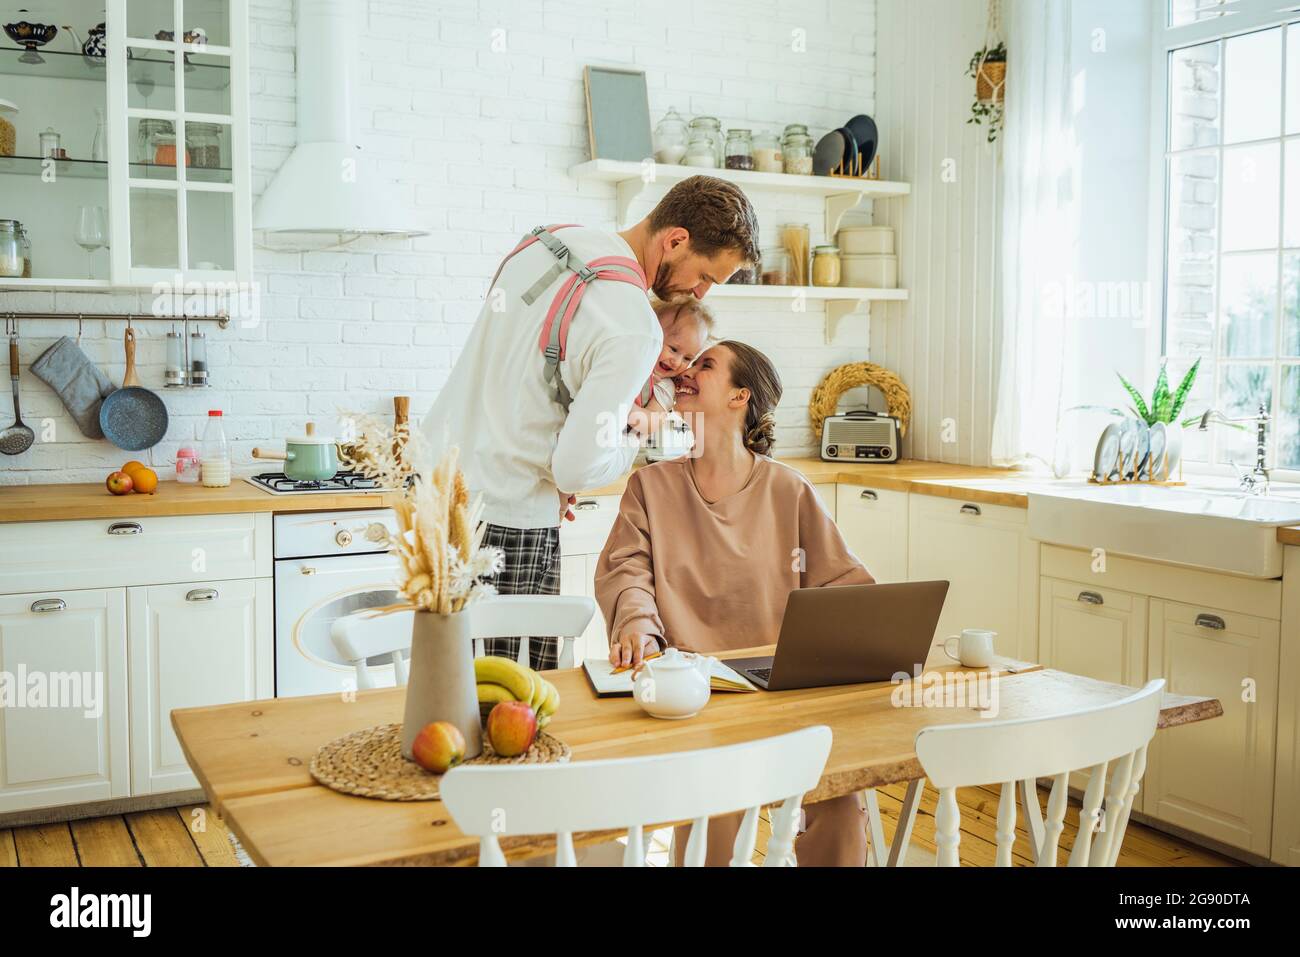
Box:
(632, 647, 715, 719)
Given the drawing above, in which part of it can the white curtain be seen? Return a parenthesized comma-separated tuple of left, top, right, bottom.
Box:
(990, 0, 1081, 470)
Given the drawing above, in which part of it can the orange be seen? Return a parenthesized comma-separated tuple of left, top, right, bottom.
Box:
(122, 460, 147, 476)
(130, 467, 159, 494)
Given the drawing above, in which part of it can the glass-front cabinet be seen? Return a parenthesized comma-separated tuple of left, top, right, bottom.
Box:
(0, 0, 250, 289)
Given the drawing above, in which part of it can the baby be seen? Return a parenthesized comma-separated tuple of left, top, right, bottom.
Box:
(639, 298, 714, 415)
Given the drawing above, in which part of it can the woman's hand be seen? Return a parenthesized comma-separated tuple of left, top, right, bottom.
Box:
(609, 629, 661, 668)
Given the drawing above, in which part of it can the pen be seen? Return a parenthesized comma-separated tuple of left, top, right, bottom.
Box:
(611, 651, 662, 675)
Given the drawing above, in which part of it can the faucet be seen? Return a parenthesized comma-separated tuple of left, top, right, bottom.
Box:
(1197, 403, 1271, 495)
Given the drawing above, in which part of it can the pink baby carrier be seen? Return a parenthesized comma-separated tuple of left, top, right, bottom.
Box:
(487, 224, 655, 410)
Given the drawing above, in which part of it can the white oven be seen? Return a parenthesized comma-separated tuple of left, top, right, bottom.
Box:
(273, 509, 406, 698)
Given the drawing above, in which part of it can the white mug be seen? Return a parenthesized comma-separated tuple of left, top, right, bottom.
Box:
(942, 629, 997, 668)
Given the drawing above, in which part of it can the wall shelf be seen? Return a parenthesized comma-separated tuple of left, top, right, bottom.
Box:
(711, 284, 907, 342)
(569, 158, 910, 235)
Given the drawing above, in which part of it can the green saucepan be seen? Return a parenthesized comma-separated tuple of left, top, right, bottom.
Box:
(251, 421, 338, 482)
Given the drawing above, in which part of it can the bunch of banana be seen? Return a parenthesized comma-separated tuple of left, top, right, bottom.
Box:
(474, 656, 561, 728)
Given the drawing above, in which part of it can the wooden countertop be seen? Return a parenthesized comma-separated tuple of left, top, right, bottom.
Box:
(0, 478, 403, 523)
(4, 461, 1299, 546)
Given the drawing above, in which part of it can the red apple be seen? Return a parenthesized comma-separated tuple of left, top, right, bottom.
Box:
(486, 701, 538, 757)
(106, 471, 134, 496)
(411, 721, 465, 773)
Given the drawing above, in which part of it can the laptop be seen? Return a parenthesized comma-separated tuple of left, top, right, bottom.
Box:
(727, 580, 950, 691)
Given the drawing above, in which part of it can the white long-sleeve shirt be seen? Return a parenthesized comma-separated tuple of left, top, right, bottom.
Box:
(421, 227, 661, 529)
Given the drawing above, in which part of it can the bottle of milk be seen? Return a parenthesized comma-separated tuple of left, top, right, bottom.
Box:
(200, 410, 231, 488)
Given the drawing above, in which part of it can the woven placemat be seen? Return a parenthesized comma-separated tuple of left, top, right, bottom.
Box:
(310, 723, 570, 801)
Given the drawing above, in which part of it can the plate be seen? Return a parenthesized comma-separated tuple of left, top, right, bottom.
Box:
(1117, 419, 1139, 479)
(1147, 422, 1181, 481)
(845, 114, 878, 173)
(838, 125, 858, 173)
(813, 129, 845, 175)
(1132, 424, 1152, 479)
(1092, 421, 1122, 482)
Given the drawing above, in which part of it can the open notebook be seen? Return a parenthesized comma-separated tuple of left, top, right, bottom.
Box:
(583, 655, 758, 697)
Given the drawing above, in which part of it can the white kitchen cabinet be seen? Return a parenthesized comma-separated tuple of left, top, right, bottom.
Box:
(835, 484, 909, 583)
(1144, 599, 1279, 856)
(1039, 577, 1148, 803)
(907, 495, 1038, 661)
(812, 483, 836, 521)
(0, 1, 251, 292)
(1272, 547, 1300, 865)
(0, 588, 130, 813)
(559, 553, 609, 665)
(127, 577, 272, 794)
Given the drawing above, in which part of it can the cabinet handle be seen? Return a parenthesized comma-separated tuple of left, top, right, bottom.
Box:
(1194, 613, 1226, 631)
(859, 490, 878, 501)
(574, 500, 598, 511)
(107, 521, 143, 536)
(30, 598, 66, 613)
(1077, 591, 1104, 606)
(959, 503, 982, 516)
(186, 588, 219, 603)
(300, 566, 317, 576)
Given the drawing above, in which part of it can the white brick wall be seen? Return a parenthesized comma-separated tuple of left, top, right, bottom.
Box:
(0, 0, 879, 484)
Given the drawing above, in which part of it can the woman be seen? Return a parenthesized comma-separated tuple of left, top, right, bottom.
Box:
(594, 340, 875, 866)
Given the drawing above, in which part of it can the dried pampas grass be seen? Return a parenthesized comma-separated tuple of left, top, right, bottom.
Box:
(339, 413, 500, 615)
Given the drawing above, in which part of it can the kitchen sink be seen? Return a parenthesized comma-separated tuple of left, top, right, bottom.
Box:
(1027, 482, 1300, 578)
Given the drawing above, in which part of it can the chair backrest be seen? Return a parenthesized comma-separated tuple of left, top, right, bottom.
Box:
(440, 726, 833, 867)
(329, 594, 597, 689)
(914, 679, 1165, 867)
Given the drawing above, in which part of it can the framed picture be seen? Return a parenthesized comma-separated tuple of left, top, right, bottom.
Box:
(583, 66, 653, 162)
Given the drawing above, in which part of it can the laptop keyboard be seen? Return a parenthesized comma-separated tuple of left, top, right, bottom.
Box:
(749, 667, 772, 681)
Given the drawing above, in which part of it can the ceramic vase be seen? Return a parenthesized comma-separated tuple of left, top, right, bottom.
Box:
(400, 610, 482, 762)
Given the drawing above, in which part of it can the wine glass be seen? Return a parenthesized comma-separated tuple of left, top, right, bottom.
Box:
(74, 205, 108, 280)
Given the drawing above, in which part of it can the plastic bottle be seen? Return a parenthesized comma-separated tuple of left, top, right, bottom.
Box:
(200, 410, 231, 487)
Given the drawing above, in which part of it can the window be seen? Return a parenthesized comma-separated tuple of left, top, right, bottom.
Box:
(1162, 4, 1300, 472)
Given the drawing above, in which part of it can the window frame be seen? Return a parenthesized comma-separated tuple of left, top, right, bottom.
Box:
(1149, 0, 1300, 482)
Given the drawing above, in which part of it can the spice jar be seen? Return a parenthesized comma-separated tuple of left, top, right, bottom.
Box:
(189, 330, 209, 386)
(683, 134, 717, 168)
(165, 330, 186, 387)
(687, 116, 723, 167)
(135, 119, 173, 164)
(153, 133, 190, 167)
(752, 131, 782, 173)
(0, 220, 31, 278)
(782, 133, 814, 175)
(812, 245, 842, 287)
(760, 247, 791, 286)
(39, 127, 61, 158)
(724, 129, 753, 170)
(653, 106, 688, 165)
(186, 122, 223, 169)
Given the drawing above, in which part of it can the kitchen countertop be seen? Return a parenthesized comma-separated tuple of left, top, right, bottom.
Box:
(2, 460, 1299, 545)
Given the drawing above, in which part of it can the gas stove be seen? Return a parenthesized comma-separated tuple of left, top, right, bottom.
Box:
(245, 470, 385, 495)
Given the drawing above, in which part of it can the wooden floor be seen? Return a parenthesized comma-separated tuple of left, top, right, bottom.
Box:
(0, 784, 1241, 867)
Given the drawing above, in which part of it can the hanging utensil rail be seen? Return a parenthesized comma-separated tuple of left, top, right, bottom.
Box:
(0, 311, 231, 329)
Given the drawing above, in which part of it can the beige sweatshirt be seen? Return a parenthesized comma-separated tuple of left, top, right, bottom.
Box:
(594, 455, 875, 654)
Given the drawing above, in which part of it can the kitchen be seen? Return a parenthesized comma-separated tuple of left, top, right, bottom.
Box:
(0, 0, 1294, 923)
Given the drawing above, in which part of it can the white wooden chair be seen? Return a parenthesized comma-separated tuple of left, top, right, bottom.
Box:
(440, 726, 834, 867)
(913, 678, 1165, 867)
(330, 594, 596, 689)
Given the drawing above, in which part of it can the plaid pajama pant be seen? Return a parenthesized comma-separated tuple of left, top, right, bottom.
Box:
(479, 523, 563, 671)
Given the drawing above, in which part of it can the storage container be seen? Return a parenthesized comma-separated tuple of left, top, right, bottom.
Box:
(840, 253, 898, 289)
(837, 225, 895, 255)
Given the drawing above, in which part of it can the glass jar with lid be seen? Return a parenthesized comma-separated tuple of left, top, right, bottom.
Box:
(653, 106, 688, 165)
(687, 116, 724, 167)
(724, 129, 754, 171)
(0, 220, 31, 278)
(186, 122, 223, 169)
(781, 123, 810, 143)
(189, 331, 209, 386)
(135, 118, 174, 165)
(683, 134, 718, 168)
(752, 131, 783, 173)
(782, 133, 814, 175)
(811, 245, 842, 287)
(759, 246, 791, 286)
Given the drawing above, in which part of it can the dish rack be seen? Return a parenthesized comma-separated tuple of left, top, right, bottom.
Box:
(829, 153, 882, 180)
(1088, 452, 1185, 487)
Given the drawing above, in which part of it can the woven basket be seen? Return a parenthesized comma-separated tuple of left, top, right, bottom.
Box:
(976, 61, 1006, 103)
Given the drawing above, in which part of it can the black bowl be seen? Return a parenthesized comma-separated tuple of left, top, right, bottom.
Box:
(3, 21, 57, 49)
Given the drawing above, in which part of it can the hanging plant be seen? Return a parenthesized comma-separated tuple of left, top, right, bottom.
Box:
(967, 41, 1006, 143)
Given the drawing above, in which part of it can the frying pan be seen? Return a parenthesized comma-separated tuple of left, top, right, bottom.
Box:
(99, 327, 168, 451)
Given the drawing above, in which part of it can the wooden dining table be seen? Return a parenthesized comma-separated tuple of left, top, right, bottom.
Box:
(171, 648, 1223, 867)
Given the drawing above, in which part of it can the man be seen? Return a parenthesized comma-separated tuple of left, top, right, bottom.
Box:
(422, 175, 759, 670)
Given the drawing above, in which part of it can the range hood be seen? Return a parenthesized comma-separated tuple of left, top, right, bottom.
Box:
(253, 0, 427, 238)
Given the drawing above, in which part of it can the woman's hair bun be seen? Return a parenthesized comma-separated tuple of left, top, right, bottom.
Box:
(743, 410, 777, 456)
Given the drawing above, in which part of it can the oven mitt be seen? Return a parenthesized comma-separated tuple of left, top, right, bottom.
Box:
(29, 336, 117, 440)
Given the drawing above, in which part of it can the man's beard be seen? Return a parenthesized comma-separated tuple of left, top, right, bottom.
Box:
(651, 260, 688, 300)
